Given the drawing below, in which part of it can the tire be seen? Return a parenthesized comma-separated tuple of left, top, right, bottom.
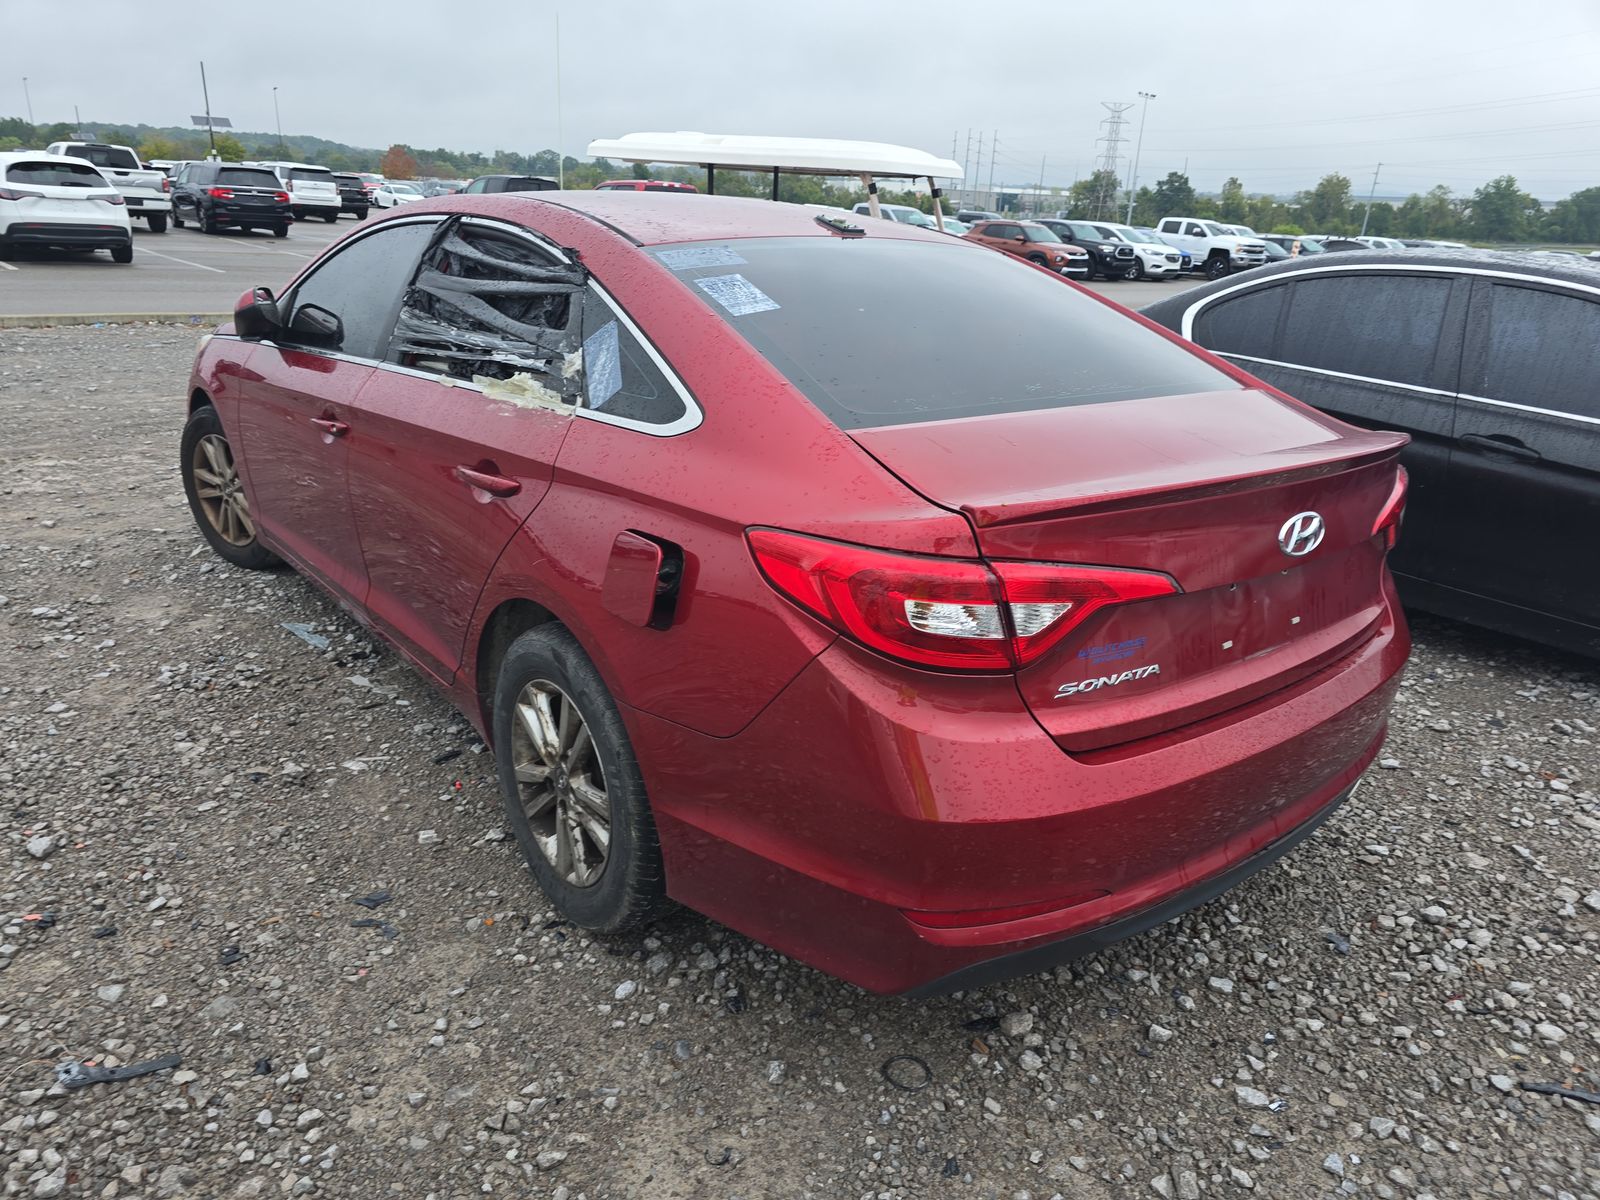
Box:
(273, 223, 289, 238)
(180, 406, 280, 570)
(111, 244, 133, 264)
(172, 204, 184, 228)
(1204, 253, 1231, 280)
(323, 212, 338, 223)
(1025, 253, 1047, 267)
(1124, 260, 1144, 280)
(492, 625, 665, 933)
(147, 213, 168, 233)
(201, 207, 219, 235)
(0, 241, 13, 261)
(353, 208, 368, 221)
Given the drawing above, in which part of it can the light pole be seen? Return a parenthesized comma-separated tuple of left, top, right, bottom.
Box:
(273, 86, 285, 156)
(22, 76, 33, 125)
(1124, 90, 1155, 224)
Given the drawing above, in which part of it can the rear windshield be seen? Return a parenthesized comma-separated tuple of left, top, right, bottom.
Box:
(654, 237, 1234, 428)
(500, 177, 558, 192)
(217, 168, 281, 188)
(289, 168, 332, 182)
(66, 145, 138, 169)
(7, 161, 106, 187)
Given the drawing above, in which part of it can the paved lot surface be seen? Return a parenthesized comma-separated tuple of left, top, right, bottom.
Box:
(2, 326, 1599, 1200)
(0, 220, 351, 317)
(0, 218, 1202, 317)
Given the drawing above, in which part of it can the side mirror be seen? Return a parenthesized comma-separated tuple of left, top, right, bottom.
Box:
(288, 303, 343, 348)
(233, 286, 281, 340)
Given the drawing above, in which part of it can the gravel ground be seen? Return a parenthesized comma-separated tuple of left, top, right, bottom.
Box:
(2, 324, 1599, 1200)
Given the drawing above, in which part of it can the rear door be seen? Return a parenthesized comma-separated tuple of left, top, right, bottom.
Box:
(234, 219, 439, 604)
(1186, 269, 1465, 587)
(1444, 278, 1600, 631)
(344, 217, 585, 683)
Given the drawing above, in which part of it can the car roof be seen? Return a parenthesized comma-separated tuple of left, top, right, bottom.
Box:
(0, 150, 103, 167)
(454, 191, 952, 246)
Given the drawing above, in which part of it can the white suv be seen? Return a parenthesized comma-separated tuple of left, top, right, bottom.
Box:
(1085, 221, 1185, 279)
(0, 152, 133, 262)
(851, 201, 938, 230)
(246, 161, 342, 222)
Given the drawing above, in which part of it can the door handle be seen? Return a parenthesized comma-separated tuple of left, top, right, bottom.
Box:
(454, 466, 522, 498)
(310, 417, 349, 438)
(1459, 433, 1540, 462)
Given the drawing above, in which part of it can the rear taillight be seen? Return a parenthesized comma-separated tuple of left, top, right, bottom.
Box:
(747, 529, 1179, 672)
(208, 187, 234, 199)
(1372, 465, 1408, 551)
(273, 191, 290, 202)
(106, 194, 126, 206)
(161, 176, 172, 192)
(0, 187, 23, 201)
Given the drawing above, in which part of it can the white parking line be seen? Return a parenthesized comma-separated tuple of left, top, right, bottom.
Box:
(0, 260, 17, 271)
(134, 247, 227, 273)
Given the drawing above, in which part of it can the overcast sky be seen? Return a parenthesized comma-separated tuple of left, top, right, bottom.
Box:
(10, 0, 1600, 200)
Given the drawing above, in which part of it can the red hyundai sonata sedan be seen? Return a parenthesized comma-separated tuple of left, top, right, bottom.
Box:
(180, 192, 1410, 995)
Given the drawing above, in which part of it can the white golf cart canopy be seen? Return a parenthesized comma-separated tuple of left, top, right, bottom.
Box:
(584, 130, 963, 222)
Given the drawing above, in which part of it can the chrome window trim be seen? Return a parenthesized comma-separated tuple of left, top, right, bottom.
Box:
(1454, 392, 1600, 428)
(1222, 353, 1599, 426)
(1184, 264, 1600, 427)
(1179, 261, 1600, 341)
(1219, 353, 1456, 399)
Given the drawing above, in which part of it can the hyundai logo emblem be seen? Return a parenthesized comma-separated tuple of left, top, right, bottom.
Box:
(1278, 511, 1326, 557)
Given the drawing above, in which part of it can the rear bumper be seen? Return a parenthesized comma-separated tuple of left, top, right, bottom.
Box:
(211, 203, 290, 224)
(124, 196, 172, 214)
(2, 222, 131, 249)
(632, 582, 1409, 994)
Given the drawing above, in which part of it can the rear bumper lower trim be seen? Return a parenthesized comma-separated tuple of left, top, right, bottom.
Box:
(902, 779, 1357, 998)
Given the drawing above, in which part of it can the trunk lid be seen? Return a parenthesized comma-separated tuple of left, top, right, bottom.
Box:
(6, 183, 127, 224)
(850, 388, 1406, 752)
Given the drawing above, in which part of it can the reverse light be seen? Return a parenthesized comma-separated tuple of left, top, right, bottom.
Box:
(1372, 465, 1408, 551)
(747, 528, 1179, 672)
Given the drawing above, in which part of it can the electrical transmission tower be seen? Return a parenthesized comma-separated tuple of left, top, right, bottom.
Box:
(1091, 101, 1134, 219)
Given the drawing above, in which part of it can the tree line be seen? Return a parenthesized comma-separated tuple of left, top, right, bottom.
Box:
(2, 116, 1592, 243)
(1030, 167, 1592, 244)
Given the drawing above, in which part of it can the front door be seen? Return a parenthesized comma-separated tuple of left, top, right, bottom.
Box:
(233, 219, 440, 606)
(344, 217, 586, 683)
(1444, 278, 1600, 633)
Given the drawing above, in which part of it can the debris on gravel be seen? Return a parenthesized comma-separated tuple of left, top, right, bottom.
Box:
(2, 324, 1599, 1197)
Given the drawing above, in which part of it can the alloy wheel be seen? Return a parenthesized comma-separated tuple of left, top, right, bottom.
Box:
(510, 679, 611, 887)
(191, 433, 255, 546)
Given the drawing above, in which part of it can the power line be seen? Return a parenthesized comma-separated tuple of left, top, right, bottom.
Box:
(1092, 101, 1133, 218)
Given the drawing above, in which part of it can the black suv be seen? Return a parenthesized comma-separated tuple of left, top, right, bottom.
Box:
(1037, 220, 1138, 280)
(461, 175, 560, 194)
(170, 162, 291, 237)
(332, 173, 370, 219)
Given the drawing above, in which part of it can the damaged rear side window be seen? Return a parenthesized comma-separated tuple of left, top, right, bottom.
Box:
(390, 220, 586, 402)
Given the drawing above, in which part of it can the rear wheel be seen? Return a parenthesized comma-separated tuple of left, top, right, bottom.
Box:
(493, 625, 665, 933)
(0, 241, 14, 261)
(323, 211, 338, 224)
(201, 207, 220, 235)
(171, 204, 184, 228)
(147, 213, 168, 233)
(111, 244, 133, 264)
(180, 406, 280, 570)
(273, 223, 289, 238)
